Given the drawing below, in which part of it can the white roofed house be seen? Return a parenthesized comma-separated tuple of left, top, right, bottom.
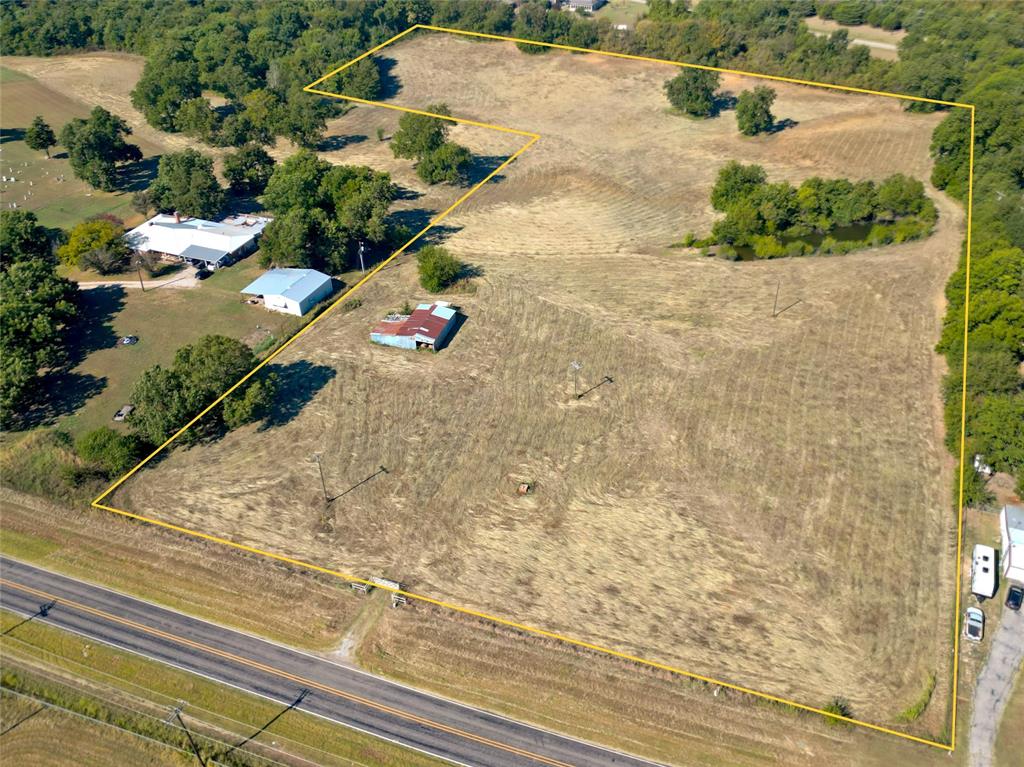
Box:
(1001, 504, 1024, 584)
(124, 213, 271, 270)
(240, 268, 334, 317)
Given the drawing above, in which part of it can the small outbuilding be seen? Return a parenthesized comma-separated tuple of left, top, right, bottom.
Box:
(1002, 504, 1024, 584)
(240, 268, 333, 317)
(370, 302, 458, 351)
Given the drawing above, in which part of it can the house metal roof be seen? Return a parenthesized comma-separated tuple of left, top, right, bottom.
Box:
(1006, 504, 1024, 544)
(124, 214, 269, 258)
(371, 303, 456, 341)
(181, 243, 230, 264)
(240, 268, 332, 302)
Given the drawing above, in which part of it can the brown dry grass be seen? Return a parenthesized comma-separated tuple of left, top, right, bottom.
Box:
(0, 488, 358, 651)
(113, 34, 961, 730)
(360, 603, 967, 767)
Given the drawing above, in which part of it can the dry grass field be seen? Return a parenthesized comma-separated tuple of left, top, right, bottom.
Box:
(113, 34, 961, 730)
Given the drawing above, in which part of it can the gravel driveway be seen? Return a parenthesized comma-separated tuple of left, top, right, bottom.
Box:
(970, 602, 1024, 767)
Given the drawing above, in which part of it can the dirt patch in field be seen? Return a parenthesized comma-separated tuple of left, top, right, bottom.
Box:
(114, 34, 960, 728)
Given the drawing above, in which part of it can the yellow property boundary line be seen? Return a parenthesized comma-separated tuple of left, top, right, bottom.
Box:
(92, 24, 976, 753)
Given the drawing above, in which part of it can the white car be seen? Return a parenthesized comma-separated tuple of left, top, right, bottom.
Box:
(963, 607, 985, 642)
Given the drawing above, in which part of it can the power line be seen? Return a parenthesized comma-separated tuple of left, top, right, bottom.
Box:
(1, 658, 288, 767)
(0, 636, 376, 767)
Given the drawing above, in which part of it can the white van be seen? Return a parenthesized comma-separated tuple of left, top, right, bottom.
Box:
(971, 544, 997, 601)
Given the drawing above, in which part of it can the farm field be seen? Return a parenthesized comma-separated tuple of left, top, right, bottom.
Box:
(112, 33, 961, 730)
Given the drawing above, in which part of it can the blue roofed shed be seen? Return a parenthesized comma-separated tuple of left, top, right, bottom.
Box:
(241, 268, 334, 316)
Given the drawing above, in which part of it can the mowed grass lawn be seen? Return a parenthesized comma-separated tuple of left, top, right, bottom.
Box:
(57, 255, 301, 438)
(0, 66, 163, 230)
(593, 0, 647, 27)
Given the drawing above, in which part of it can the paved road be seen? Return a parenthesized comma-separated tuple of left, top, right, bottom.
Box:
(0, 557, 662, 767)
(969, 601, 1023, 767)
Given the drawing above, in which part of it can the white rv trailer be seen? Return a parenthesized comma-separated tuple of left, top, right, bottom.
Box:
(971, 544, 997, 600)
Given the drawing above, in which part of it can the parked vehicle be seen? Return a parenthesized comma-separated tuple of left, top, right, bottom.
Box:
(119, 335, 138, 346)
(195, 268, 211, 280)
(1007, 584, 1024, 611)
(963, 607, 985, 642)
(971, 544, 997, 601)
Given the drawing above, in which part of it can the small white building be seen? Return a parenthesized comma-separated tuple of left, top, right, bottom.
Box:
(240, 268, 333, 317)
(124, 213, 271, 270)
(1001, 504, 1024, 584)
(971, 543, 997, 600)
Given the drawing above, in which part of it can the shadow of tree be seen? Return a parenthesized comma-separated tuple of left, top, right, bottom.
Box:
(117, 156, 160, 193)
(456, 262, 484, 280)
(713, 92, 739, 115)
(768, 117, 800, 134)
(465, 153, 512, 187)
(260, 360, 337, 430)
(376, 56, 402, 100)
(9, 285, 127, 428)
(66, 286, 126, 366)
(393, 184, 422, 201)
(18, 371, 107, 429)
(318, 134, 367, 152)
(0, 128, 26, 144)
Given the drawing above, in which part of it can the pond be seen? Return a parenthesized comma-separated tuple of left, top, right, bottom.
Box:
(734, 222, 875, 260)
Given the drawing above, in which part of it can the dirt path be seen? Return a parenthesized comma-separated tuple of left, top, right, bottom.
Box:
(77, 266, 199, 291)
(969, 606, 1024, 767)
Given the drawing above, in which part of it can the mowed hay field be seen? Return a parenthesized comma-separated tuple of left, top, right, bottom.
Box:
(115, 34, 961, 728)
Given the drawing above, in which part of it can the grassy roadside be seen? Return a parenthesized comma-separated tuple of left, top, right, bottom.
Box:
(0, 611, 444, 767)
(1, 690, 189, 766)
(0, 489, 355, 651)
(357, 604, 962, 767)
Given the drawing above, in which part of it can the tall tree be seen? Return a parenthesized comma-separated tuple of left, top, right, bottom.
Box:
(223, 144, 275, 194)
(0, 210, 54, 269)
(131, 43, 202, 132)
(25, 115, 57, 158)
(59, 107, 142, 191)
(57, 217, 130, 274)
(260, 149, 330, 214)
(735, 86, 776, 136)
(390, 104, 452, 160)
(416, 142, 472, 185)
(665, 69, 721, 118)
(149, 149, 224, 219)
(0, 258, 78, 423)
(129, 335, 275, 445)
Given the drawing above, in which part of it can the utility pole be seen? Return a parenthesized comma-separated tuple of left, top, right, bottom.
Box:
(137, 263, 145, 292)
(358, 241, 366, 274)
(313, 453, 328, 503)
(570, 361, 582, 400)
(166, 704, 205, 766)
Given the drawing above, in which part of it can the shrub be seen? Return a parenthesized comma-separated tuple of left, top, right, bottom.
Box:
(416, 245, 462, 292)
(75, 427, 142, 476)
(716, 244, 739, 260)
(751, 235, 786, 259)
(822, 696, 853, 726)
